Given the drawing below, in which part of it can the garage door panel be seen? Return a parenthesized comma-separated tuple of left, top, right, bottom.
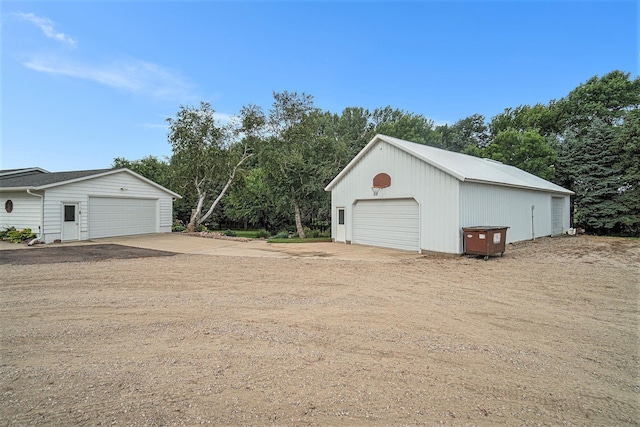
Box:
(353, 199, 419, 252)
(89, 197, 157, 239)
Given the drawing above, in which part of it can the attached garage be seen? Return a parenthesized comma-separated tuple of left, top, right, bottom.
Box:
(0, 167, 181, 244)
(325, 134, 573, 254)
(353, 199, 419, 251)
(89, 197, 158, 239)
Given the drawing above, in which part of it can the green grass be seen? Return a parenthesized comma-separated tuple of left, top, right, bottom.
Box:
(214, 229, 265, 238)
(267, 237, 332, 243)
(232, 230, 261, 238)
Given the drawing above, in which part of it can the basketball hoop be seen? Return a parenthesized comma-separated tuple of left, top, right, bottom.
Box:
(371, 187, 381, 196)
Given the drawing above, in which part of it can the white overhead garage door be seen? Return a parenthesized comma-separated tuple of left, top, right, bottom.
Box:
(353, 198, 420, 252)
(89, 197, 158, 239)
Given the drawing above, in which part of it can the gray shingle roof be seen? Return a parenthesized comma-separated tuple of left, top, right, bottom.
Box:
(0, 169, 114, 189)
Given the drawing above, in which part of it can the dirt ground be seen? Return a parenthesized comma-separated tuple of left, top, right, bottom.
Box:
(1, 235, 638, 426)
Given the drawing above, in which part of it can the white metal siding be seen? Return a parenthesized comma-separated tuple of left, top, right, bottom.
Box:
(0, 192, 42, 233)
(42, 171, 174, 243)
(353, 199, 419, 252)
(89, 197, 157, 238)
(329, 140, 461, 254)
(460, 182, 558, 246)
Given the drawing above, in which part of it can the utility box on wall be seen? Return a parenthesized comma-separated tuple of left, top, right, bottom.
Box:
(462, 226, 509, 260)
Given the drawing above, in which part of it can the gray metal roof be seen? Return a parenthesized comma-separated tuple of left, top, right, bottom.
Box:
(325, 134, 573, 195)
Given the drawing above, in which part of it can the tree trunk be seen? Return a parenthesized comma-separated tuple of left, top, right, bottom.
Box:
(292, 187, 305, 238)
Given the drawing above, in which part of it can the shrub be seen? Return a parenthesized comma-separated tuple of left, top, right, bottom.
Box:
(172, 220, 186, 232)
(1, 227, 35, 243)
(310, 229, 321, 238)
(275, 231, 289, 239)
(223, 229, 237, 237)
(194, 224, 208, 232)
(255, 229, 271, 239)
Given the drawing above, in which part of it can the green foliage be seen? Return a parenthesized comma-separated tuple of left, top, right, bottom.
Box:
(0, 227, 35, 243)
(223, 229, 236, 237)
(556, 70, 640, 134)
(255, 229, 271, 239)
(612, 109, 640, 235)
(171, 220, 186, 232)
(274, 231, 290, 239)
(475, 129, 558, 181)
(194, 224, 208, 232)
(564, 119, 624, 233)
(437, 113, 489, 152)
(112, 155, 174, 191)
(371, 106, 437, 145)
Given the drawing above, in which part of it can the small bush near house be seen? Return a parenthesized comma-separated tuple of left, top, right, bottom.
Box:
(0, 227, 36, 243)
(194, 225, 208, 232)
(223, 229, 237, 237)
(172, 220, 187, 232)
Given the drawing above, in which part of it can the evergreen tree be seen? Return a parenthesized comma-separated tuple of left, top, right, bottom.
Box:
(568, 119, 624, 233)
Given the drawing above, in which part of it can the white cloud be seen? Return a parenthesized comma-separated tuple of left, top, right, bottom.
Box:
(15, 12, 77, 47)
(23, 56, 197, 100)
(138, 123, 169, 130)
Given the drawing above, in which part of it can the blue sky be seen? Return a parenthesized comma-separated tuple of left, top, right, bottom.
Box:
(1, 1, 637, 172)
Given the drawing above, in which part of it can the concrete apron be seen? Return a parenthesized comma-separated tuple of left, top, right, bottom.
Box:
(3, 233, 424, 262)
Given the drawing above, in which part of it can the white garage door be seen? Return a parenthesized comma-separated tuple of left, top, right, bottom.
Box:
(353, 198, 420, 252)
(89, 197, 158, 239)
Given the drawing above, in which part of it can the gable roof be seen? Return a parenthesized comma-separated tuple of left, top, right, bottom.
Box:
(0, 167, 49, 177)
(325, 134, 573, 195)
(0, 168, 181, 198)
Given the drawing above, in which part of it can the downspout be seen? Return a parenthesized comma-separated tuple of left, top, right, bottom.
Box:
(26, 189, 44, 245)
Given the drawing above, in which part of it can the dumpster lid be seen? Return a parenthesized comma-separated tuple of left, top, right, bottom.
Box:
(462, 226, 509, 231)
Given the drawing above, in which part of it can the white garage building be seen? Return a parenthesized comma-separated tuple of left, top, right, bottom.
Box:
(325, 135, 573, 254)
(0, 167, 181, 243)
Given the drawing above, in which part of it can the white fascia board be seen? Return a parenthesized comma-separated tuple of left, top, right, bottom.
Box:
(0, 186, 35, 192)
(464, 178, 575, 195)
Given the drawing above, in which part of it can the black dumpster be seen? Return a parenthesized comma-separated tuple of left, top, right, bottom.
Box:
(462, 226, 509, 260)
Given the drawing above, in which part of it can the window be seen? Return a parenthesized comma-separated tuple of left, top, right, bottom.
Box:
(5, 200, 13, 213)
(64, 205, 76, 222)
(338, 209, 345, 225)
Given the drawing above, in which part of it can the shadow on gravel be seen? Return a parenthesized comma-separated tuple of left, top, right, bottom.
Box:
(0, 244, 177, 265)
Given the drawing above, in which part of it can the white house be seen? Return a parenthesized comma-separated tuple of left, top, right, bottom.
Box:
(0, 167, 181, 243)
(324, 134, 573, 254)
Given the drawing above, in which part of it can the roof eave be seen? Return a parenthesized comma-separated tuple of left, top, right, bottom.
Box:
(0, 186, 37, 192)
(463, 178, 575, 195)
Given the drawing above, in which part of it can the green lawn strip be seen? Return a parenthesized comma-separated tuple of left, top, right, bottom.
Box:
(267, 237, 332, 243)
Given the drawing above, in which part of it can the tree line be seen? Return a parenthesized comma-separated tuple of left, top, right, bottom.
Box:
(114, 70, 640, 237)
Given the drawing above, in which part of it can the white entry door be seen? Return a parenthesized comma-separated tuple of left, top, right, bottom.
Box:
(336, 208, 346, 242)
(551, 197, 564, 236)
(62, 203, 80, 241)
